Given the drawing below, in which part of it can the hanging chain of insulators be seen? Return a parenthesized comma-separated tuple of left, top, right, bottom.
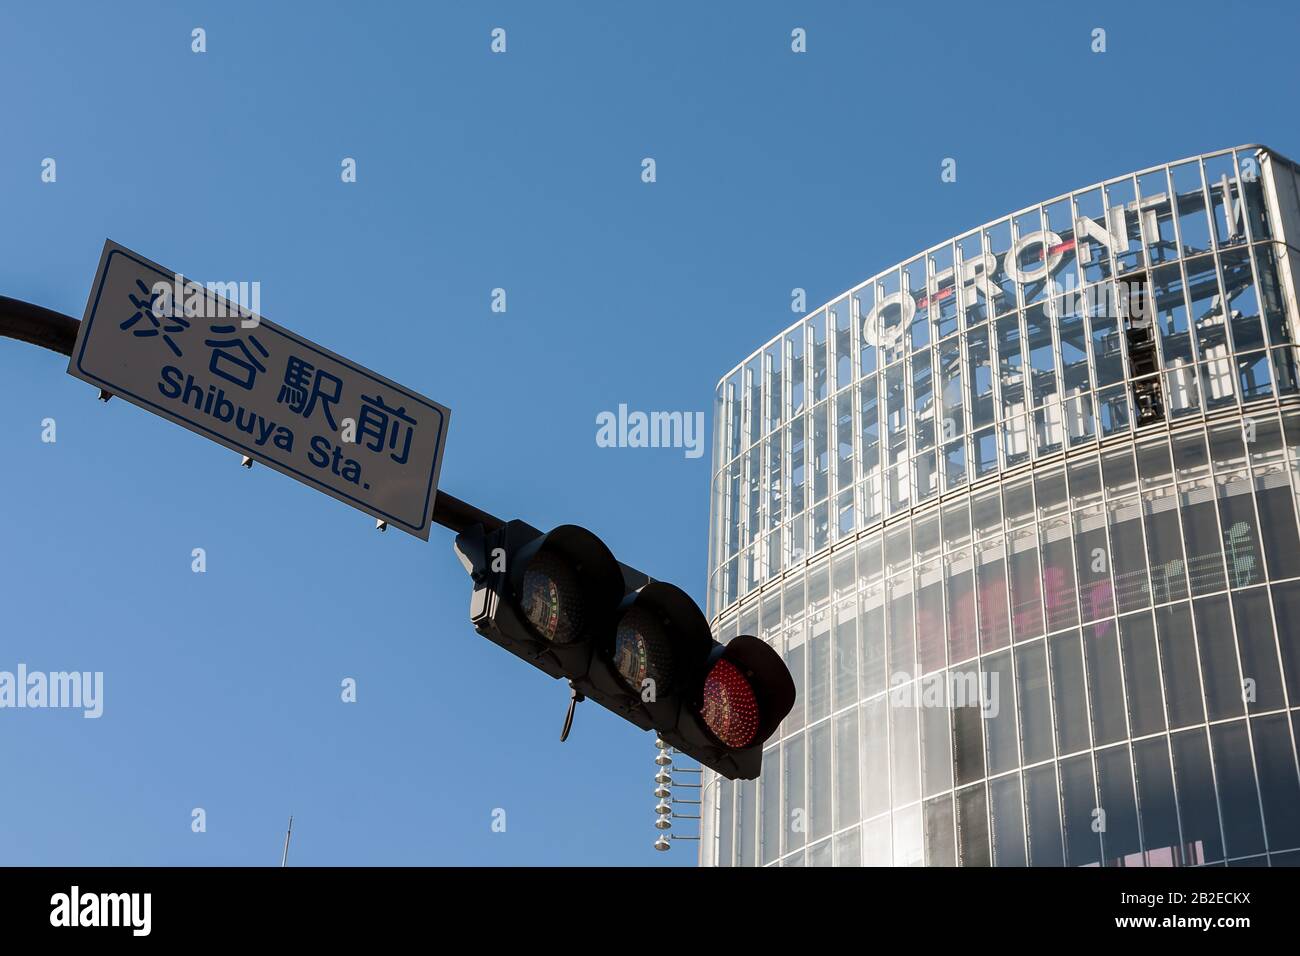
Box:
(653, 737, 673, 851)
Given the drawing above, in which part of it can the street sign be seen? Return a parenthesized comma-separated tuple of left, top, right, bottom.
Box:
(67, 240, 451, 539)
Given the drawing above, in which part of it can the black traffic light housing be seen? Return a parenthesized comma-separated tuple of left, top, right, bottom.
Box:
(454, 519, 795, 779)
(666, 634, 797, 780)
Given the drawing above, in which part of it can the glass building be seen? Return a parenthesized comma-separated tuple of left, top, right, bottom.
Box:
(701, 146, 1300, 867)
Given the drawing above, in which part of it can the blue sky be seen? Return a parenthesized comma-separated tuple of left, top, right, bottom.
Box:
(1, 1, 1297, 866)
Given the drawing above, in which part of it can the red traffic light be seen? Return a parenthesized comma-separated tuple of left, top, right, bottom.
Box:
(454, 518, 795, 778)
(700, 658, 760, 748)
(692, 635, 795, 760)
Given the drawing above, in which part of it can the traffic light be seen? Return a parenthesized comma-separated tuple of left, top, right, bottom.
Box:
(453, 518, 795, 779)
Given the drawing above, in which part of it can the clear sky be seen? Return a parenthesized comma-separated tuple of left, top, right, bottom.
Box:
(1, 1, 1298, 866)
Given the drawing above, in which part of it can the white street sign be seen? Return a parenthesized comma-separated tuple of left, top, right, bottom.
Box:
(68, 241, 451, 540)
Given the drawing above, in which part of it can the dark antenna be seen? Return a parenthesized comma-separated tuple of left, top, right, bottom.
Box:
(281, 815, 294, 868)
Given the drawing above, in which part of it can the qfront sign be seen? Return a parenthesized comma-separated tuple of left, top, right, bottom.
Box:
(859, 172, 1250, 350)
(68, 241, 451, 539)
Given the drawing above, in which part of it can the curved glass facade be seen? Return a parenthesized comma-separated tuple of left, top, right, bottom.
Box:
(702, 146, 1300, 866)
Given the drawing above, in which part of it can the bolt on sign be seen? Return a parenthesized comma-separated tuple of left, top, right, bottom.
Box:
(67, 241, 451, 539)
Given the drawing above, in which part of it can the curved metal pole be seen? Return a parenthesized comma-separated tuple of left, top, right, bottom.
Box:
(0, 295, 503, 534)
(0, 295, 79, 355)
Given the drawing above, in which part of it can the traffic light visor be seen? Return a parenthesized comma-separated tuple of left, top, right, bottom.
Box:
(510, 525, 624, 645)
(698, 635, 795, 751)
(608, 582, 713, 699)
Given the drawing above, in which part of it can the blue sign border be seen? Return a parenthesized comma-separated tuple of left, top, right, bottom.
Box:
(75, 247, 446, 534)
